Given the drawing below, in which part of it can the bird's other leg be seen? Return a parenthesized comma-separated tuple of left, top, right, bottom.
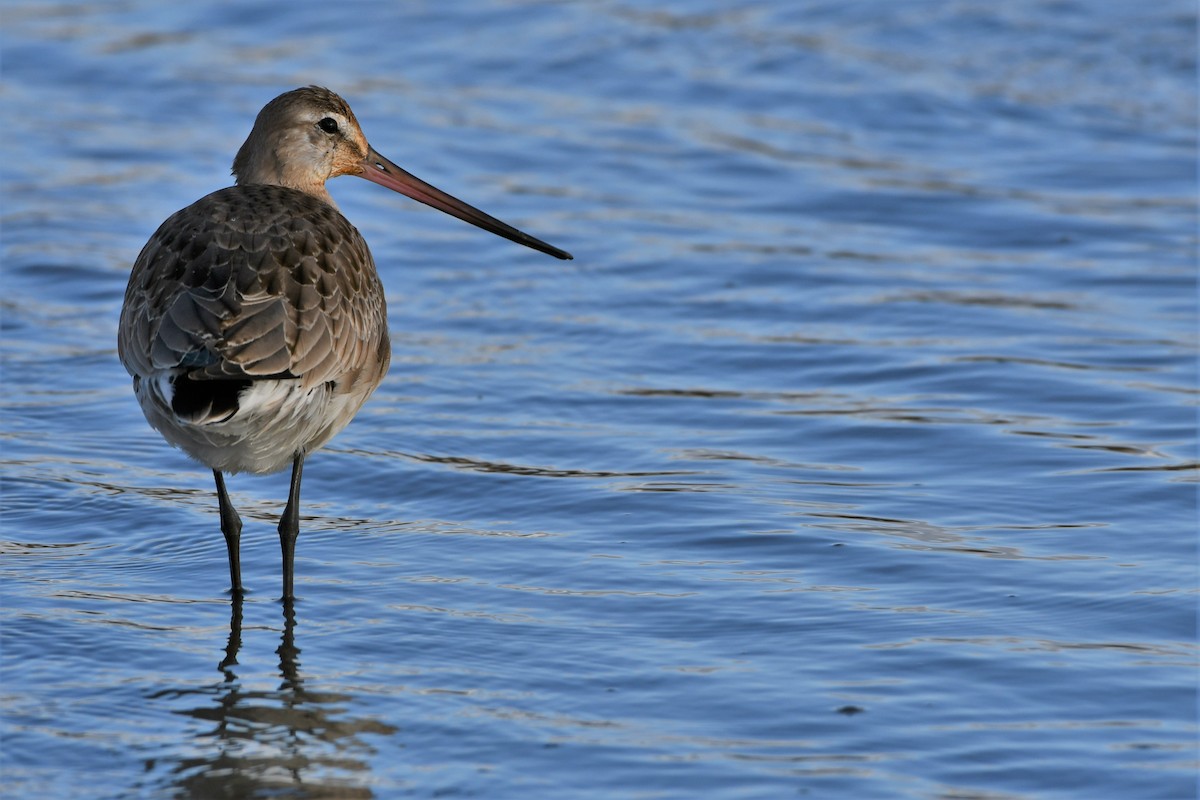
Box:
(278, 453, 305, 602)
(213, 470, 243, 596)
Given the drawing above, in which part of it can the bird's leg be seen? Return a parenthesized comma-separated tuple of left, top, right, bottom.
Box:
(213, 470, 243, 596)
(278, 453, 305, 601)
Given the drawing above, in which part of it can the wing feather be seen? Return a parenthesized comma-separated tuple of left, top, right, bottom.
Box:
(118, 184, 390, 391)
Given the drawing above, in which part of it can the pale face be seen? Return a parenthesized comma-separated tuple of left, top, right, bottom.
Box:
(232, 87, 371, 195)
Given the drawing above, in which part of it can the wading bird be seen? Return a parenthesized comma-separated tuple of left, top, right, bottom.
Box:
(118, 86, 571, 600)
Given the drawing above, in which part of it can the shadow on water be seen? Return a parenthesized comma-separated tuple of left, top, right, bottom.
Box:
(142, 600, 397, 799)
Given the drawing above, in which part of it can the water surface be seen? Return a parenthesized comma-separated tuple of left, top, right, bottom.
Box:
(2, 2, 1197, 798)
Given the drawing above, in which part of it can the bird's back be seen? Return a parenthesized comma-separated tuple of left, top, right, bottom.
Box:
(119, 184, 391, 473)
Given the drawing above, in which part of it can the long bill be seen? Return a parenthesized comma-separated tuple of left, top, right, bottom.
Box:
(358, 145, 573, 260)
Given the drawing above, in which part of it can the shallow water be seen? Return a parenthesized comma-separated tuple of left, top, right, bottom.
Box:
(2, 1, 1197, 798)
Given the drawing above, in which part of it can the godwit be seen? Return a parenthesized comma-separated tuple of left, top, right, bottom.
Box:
(118, 86, 571, 600)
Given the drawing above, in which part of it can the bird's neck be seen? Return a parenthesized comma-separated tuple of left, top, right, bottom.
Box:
(232, 136, 336, 206)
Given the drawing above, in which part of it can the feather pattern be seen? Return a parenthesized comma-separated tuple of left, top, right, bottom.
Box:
(118, 183, 390, 474)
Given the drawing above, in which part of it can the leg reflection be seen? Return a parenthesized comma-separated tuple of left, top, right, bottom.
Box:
(142, 596, 397, 797)
(278, 598, 299, 689)
(219, 595, 243, 674)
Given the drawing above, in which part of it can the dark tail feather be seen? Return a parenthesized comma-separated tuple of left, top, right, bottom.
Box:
(172, 374, 250, 424)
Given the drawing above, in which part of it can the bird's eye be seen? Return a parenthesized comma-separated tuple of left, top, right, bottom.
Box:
(317, 117, 339, 134)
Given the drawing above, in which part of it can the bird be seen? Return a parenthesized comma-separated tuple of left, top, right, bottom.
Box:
(118, 86, 571, 601)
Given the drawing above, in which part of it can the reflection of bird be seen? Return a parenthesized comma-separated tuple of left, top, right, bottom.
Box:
(159, 598, 400, 797)
(119, 86, 571, 599)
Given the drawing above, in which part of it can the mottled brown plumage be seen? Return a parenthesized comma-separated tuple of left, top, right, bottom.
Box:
(122, 186, 387, 399)
(118, 86, 570, 600)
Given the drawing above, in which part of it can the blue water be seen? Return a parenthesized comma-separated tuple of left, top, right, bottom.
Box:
(2, 2, 1196, 798)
